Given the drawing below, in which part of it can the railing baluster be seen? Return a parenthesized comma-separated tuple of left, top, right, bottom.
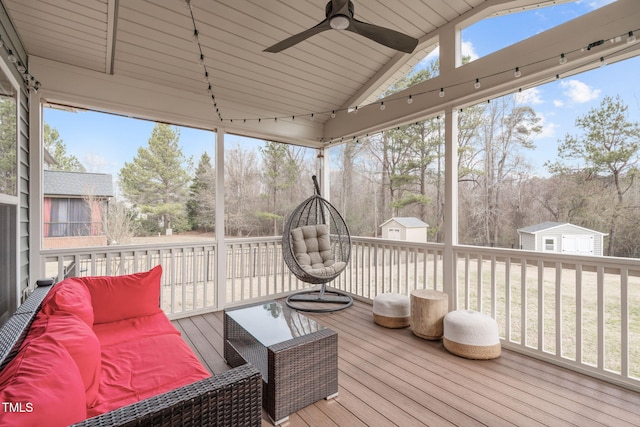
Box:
(39, 237, 640, 389)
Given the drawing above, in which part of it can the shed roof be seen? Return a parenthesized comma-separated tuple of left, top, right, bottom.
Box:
(380, 217, 429, 228)
(44, 170, 114, 198)
(517, 221, 606, 235)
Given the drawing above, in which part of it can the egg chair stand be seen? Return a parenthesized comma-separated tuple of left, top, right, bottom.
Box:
(283, 176, 353, 313)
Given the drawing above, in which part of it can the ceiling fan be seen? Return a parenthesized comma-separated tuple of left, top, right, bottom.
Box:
(263, 0, 419, 54)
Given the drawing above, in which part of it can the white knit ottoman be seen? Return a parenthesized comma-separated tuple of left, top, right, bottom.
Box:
(443, 310, 501, 359)
(373, 293, 410, 328)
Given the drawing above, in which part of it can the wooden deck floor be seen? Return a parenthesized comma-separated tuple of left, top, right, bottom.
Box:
(173, 300, 640, 426)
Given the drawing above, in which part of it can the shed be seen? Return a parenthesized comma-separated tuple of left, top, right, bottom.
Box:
(380, 217, 428, 242)
(517, 222, 607, 256)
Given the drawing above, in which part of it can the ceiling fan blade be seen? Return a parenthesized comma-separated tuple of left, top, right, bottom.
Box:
(348, 19, 418, 54)
(264, 19, 332, 52)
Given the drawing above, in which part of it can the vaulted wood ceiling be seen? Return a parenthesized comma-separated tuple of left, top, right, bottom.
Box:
(3, 0, 639, 147)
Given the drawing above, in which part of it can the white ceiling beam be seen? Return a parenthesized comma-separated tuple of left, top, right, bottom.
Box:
(324, 0, 640, 142)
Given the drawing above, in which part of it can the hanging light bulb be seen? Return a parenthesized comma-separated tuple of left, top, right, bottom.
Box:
(330, 110, 336, 118)
(353, 106, 358, 114)
(514, 67, 521, 78)
(559, 53, 567, 65)
(628, 31, 636, 44)
(439, 88, 445, 98)
(7, 50, 17, 63)
(379, 102, 385, 110)
(474, 78, 481, 89)
(16, 62, 26, 73)
(310, 113, 315, 121)
(600, 56, 607, 67)
(407, 95, 413, 104)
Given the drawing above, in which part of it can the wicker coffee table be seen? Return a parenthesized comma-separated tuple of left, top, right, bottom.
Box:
(224, 301, 338, 425)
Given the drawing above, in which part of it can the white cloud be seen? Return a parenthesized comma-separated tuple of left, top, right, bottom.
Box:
(559, 79, 600, 104)
(553, 99, 564, 107)
(533, 112, 559, 140)
(515, 87, 543, 105)
(582, 0, 616, 10)
(461, 40, 479, 61)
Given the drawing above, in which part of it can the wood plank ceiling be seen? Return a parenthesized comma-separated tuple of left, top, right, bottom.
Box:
(4, 0, 619, 147)
(2, 1, 478, 134)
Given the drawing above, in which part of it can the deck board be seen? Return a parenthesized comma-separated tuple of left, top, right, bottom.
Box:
(173, 300, 640, 426)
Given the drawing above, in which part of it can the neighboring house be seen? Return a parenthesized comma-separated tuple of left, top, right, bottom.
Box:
(43, 170, 114, 249)
(380, 217, 429, 242)
(517, 222, 607, 256)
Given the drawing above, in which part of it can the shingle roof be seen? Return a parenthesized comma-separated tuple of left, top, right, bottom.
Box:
(44, 170, 114, 197)
(517, 221, 566, 233)
(517, 221, 606, 235)
(380, 217, 429, 228)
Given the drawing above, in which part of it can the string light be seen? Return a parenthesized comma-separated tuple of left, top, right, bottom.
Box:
(628, 31, 636, 44)
(219, 27, 639, 129)
(559, 53, 567, 65)
(186, 1, 222, 121)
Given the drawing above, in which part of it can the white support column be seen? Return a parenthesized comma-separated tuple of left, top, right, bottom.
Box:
(28, 90, 43, 285)
(215, 129, 226, 309)
(316, 147, 329, 200)
(443, 107, 459, 311)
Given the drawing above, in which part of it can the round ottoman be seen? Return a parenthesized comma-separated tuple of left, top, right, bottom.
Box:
(443, 310, 501, 359)
(373, 293, 410, 328)
(410, 289, 448, 340)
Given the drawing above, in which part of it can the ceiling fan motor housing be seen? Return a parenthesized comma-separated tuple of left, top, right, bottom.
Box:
(326, 0, 354, 30)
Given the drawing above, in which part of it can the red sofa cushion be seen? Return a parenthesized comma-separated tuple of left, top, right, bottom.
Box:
(0, 336, 86, 427)
(88, 333, 210, 418)
(26, 312, 102, 408)
(92, 311, 181, 347)
(81, 265, 163, 324)
(40, 278, 94, 326)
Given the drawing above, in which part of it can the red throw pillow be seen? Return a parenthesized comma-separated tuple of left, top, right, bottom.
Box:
(40, 278, 94, 326)
(81, 265, 162, 324)
(0, 335, 87, 427)
(26, 313, 101, 408)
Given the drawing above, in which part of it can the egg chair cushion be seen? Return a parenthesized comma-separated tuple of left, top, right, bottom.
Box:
(291, 224, 346, 276)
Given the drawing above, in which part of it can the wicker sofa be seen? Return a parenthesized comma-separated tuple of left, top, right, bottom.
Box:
(0, 267, 262, 427)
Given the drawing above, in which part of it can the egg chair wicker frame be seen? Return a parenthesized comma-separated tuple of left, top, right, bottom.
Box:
(283, 176, 353, 312)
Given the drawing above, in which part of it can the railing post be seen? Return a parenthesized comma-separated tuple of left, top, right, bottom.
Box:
(443, 107, 458, 311)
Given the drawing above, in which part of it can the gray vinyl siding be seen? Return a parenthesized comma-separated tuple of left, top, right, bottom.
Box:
(535, 225, 604, 256)
(0, 4, 31, 300)
(520, 233, 535, 251)
(18, 85, 29, 299)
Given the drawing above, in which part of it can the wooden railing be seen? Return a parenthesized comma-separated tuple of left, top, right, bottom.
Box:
(452, 245, 640, 390)
(40, 236, 639, 390)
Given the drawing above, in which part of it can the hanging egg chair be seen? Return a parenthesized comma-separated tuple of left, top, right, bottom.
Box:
(282, 175, 353, 312)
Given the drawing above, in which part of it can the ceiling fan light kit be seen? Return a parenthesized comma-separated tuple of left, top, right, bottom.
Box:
(264, 0, 418, 53)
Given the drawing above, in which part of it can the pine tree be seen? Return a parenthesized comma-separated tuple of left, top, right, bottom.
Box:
(187, 152, 215, 232)
(119, 123, 192, 234)
(44, 123, 85, 172)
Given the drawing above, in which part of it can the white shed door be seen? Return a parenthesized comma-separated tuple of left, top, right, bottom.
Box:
(388, 228, 401, 240)
(562, 235, 594, 255)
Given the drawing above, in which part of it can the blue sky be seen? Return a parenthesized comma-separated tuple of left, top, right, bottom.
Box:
(45, 0, 637, 178)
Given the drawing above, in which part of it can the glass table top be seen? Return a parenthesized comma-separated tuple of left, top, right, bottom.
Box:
(226, 301, 328, 347)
